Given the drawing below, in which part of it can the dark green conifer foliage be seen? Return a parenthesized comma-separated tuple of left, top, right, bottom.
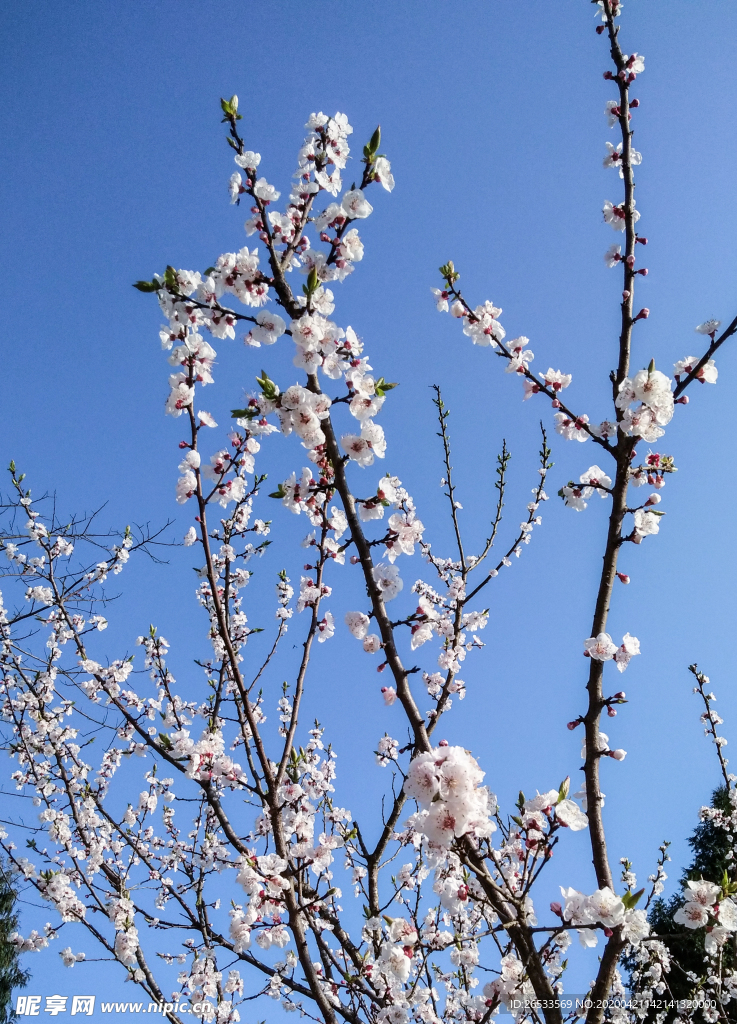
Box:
(632, 787, 735, 1022)
(0, 864, 29, 1023)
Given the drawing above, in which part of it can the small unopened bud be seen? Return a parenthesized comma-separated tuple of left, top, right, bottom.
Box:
(350, 555, 360, 564)
(630, 98, 640, 107)
(377, 662, 387, 673)
(622, 290, 630, 300)
(179, 440, 189, 449)
(604, 927, 614, 937)
(303, 564, 313, 570)
(626, 254, 635, 268)
(636, 268, 648, 276)
(552, 398, 561, 408)
(603, 70, 614, 80)
(550, 901, 563, 916)
(613, 692, 626, 700)
(607, 706, 617, 717)
(676, 395, 689, 405)
(438, 739, 449, 747)
(608, 748, 627, 761)
(633, 307, 650, 322)
(567, 720, 581, 731)
(596, 24, 605, 34)
(645, 493, 661, 506)
(616, 572, 630, 584)
(583, 649, 591, 658)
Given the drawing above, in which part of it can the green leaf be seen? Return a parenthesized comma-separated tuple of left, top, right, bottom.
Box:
(374, 377, 398, 397)
(133, 279, 161, 293)
(366, 125, 381, 157)
(256, 369, 277, 399)
(164, 265, 178, 288)
(269, 485, 286, 500)
(621, 887, 645, 910)
(439, 260, 459, 283)
(557, 776, 570, 804)
(303, 267, 319, 296)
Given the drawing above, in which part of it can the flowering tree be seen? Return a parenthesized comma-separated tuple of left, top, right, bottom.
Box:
(1, 2, 736, 1022)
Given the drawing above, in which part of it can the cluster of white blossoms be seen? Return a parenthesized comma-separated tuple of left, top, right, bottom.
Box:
(558, 885, 649, 948)
(584, 631, 640, 673)
(560, 464, 612, 510)
(149, 111, 399, 535)
(616, 366, 674, 443)
(673, 881, 737, 953)
(404, 744, 496, 847)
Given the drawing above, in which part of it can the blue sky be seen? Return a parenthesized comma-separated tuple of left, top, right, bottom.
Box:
(2, 0, 737, 1010)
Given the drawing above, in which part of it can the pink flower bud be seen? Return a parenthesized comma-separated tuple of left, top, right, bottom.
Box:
(607, 706, 617, 717)
(622, 290, 631, 300)
(303, 564, 313, 570)
(630, 98, 640, 107)
(438, 739, 449, 747)
(350, 555, 360, 564)
(637, 268, 648, 276)
(613, 692, 626, 700)
(635, 235, 648, 244)
(377, 662, 387, 673)
(626, 254, 635, 268)
(645, 493, 661, 506)
(608, 749, 627, 761)
(616, 573, 630, 584)
(603, 70, 614, 80)
(676, 395, 689, 405)
(550, 901, 563, 916)
(596, 24, 605, 34)
(179, 441, 189, 449)
(604, 927, 614, 937)
(567, 720, 581, 730)
(583, 650, 591, 658)
(633, 307, 650, 322)
(552, 399, 561, 408)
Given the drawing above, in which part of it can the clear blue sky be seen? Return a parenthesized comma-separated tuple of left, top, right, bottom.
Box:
(2, 0, 737, 1008)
